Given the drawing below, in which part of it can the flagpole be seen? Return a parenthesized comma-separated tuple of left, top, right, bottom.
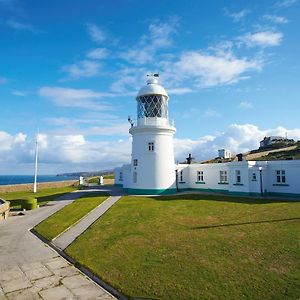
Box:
(33, 131, 39, 193)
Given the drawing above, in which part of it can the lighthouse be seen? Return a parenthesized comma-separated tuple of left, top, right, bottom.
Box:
(126, 74, 177, 194)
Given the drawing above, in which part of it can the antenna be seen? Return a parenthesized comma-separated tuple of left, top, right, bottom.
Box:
(127, 116, 134, 127)
(33, 130, 39, 193)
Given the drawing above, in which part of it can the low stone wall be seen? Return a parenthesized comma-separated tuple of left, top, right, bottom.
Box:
(0, 180, 78, 194)
(0, 199, 10, 221)
(104, 179, 114, 185)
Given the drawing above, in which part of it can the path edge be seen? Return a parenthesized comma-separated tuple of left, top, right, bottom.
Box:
(30, 228, 128, 300)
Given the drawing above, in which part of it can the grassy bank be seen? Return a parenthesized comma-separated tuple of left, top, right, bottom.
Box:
(66, 194, 300, 299)
(0, 186, 77, 210)
(35, 192, 109, 241)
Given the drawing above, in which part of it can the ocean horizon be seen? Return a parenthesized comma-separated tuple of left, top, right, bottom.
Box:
(0, 175, 78, 186)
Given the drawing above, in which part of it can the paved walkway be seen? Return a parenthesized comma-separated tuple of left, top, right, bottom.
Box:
(53, 193, 122, 250)
(0, 189, 117, 299)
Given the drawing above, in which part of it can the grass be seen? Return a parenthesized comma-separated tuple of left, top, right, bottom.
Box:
(87, 176, 99, 184)
(66, 194, 300, 300)
(0, 186, 77, 210)
(34, 192, 109, 241)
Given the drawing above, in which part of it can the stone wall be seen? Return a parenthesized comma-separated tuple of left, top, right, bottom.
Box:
(0, 199, 10, 221)
(0, 180, 78, 194)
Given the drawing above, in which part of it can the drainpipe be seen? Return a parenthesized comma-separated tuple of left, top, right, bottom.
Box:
(259, 167, 263, 196)
(175, 169, 179, 192)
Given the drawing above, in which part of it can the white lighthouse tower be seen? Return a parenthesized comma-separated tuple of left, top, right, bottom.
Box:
(127, 74, 176, 194)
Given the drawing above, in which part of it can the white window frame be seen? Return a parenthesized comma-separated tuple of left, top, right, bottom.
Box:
(180, 170, 183, 182)
(197, 171, 204, 182)
(252, 172, 257, 181)
(148, 142, 154, 151)
(276, 170, 286, 183)
(119, 172, 123, 182)
(133, 159, 138, 166)
(235, 170, 241, 183)
(219, 170, 228, 183)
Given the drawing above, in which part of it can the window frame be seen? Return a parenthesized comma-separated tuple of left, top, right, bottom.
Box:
(219, 170, 228, 183)
(197, 171, 204, 182)
(148, 142, 155, 152)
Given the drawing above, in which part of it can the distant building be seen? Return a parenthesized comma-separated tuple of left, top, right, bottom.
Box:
(218, 149, 232, 159)
(260, 136, 294, 148)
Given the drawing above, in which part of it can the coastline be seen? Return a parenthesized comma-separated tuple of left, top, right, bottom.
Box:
(0, 180, 78, 193)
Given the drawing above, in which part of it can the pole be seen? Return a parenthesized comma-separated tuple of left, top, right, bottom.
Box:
(259, 168, 263, 196)
(33, 131, 39, 193)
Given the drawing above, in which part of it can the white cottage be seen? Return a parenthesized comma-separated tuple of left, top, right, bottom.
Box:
(115, 76, 300, 198)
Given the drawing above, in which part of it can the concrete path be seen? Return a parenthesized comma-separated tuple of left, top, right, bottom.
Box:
(0, 189, 116, 299)
(53, 186, 123, 250)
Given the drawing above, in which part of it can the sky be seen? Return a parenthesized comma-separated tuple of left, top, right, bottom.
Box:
(0, 0, 300, 175)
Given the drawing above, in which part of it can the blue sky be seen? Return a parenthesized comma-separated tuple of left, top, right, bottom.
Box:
(0, 0, 300, 174)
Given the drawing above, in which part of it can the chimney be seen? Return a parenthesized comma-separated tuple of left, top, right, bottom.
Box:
(237, 153, 243, 162)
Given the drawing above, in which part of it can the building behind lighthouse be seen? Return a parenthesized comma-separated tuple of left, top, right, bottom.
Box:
(115, 75, 300, 198)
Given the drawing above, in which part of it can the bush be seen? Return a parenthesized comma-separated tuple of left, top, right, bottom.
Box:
(21, 197, 37, 210)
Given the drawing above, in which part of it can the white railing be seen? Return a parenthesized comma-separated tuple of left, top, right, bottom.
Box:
(135, 117, 175, 127)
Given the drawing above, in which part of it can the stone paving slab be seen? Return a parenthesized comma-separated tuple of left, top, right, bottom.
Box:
(0, 254, 115, 299)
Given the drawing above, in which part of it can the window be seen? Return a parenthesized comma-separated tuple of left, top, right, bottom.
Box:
(235, 170, 241, 183)
(276, 170, 286, 183)
(219, 170, 228, 183)
(133, 159, 138, 166)
(197, 171, 204, 182)
(119, 172, 123, 182)
(133, 172, 137, 183)
(252, 172, 257, 181)
(180, 170, 183, 182)
(148, 142, 154, 151)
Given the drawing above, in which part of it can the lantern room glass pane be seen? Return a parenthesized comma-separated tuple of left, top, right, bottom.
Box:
(137, 95, 168, 119)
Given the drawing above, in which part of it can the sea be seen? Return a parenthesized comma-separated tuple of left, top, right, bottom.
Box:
(0, 175, 78, 186)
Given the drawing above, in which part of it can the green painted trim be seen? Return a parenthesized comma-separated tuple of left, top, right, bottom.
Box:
(127, 188, 177, 195)
(195, 181, 205, 184)
(267, 192, 300, 199)
(218, 182, 229, 185)
(233, 183, 244, 186)
(273, 183, 289, 186)
(190, 188, 229, 194)
(179, 182, 186, 184)
(114, 184, 123, 187)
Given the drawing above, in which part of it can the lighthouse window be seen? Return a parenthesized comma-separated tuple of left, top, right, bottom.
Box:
(197, 171, 204, 182)
(133, 172, 137, 183)
(133, 159, 138, 166)
(148, 142, 154, 151)
(119, 172, 123, 182)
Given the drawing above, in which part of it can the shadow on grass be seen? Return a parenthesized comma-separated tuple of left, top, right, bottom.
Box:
(147, 193, 300, 205)
(192, 217, 300, 230)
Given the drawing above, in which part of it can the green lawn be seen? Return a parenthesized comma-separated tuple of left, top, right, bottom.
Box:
(0, 186, 77, 210)
(66, 194, 300, 300)
(35, 192, 109, 241)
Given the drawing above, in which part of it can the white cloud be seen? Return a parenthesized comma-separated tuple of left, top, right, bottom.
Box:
(174, 124, 300, 162)
(6, 20, 40, 33)
(1, 124, 300, 173)
(86, 48, 108, 60)
(86, 23, 106, 43)
(240, 31, 283, 47)
(238, 101, 253, 109)
(275, 0, 298, 7)
(61, 60, 101, 79)
(39, 87, 112, 110)
(204, 109, 221, 118)
(11, 90, 28, 96)
(263, 14, 289, 24)
(167, 87, 193, 95)
(169, 50, 262, 87)
(224, 9, 251, 22)
(119, 19, 178, 65)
